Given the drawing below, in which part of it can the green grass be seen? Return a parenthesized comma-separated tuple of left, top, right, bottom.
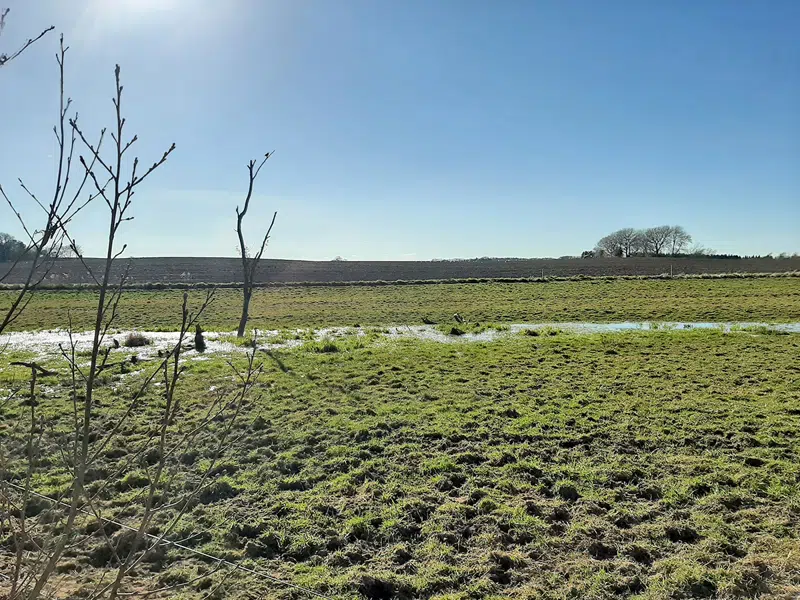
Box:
(1, 277, 799, 331)
(1, 329, 799, 598)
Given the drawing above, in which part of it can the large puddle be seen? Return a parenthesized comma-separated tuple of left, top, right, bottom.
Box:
(0, 322, 797, 361)
(515, 321, 800, 333)
(383, 321, 800, 343)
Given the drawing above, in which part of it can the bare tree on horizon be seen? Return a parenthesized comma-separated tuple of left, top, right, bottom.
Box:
(668, 225, 692, 255)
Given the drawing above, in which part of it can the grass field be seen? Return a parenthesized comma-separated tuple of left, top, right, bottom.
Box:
(1, 328, 799, 599)
(2, 277, 799, 599)
(1, 277, 799, 331)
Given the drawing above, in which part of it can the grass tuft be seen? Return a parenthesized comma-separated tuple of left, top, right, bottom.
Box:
(122, 332, 151, 347)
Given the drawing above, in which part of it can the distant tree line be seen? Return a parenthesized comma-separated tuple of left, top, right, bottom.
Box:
(0, 231, 80, 261)
(581, 226, 799, 259)
(587, 225, 693, 258)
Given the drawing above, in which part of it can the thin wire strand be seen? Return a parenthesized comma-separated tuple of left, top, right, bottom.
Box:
(2, 481, 333, 599)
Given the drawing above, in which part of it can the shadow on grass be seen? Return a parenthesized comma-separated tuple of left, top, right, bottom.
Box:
(260, 348, 291, 373)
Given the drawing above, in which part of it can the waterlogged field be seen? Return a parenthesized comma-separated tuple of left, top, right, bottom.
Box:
(1, 277, 799, 331)
(1, 326, 799, 599)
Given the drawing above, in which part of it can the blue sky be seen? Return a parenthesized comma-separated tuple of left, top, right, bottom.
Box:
(1, 0, 798, 259)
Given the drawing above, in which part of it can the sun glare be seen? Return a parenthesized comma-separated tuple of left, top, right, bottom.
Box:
(88, 0, 184, 28)
(78, 0, 191, 41)
(75, 0, 218, 48)
(117, 0, 181, 12)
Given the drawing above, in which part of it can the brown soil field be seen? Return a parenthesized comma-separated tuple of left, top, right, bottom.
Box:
(1, 256, 798, 286)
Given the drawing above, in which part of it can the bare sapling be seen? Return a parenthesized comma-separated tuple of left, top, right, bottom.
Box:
(0, 288, 269, 598)
(235, 153, 277, 337)
(0, 17, 274, 599)
(0, 31, 272, 598)
(3, 54, 175, 598)
(0, 36, 105, 335)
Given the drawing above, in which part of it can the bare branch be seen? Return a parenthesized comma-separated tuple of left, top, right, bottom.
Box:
(8, 362, 59, 377)
(0, 8, 53, 69)
(22, 58, 178, 600)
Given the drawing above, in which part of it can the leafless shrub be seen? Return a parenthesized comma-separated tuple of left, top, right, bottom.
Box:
(6, 51, 175, 597)
(0, 288, 273, 598)
(0, 13, 296, 597)
(0, 36, 103, 334)
(0, 32, 267, 599)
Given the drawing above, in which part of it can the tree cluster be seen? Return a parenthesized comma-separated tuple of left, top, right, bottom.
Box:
(593, 226, 693, 258)
(0, 231, 81, 261)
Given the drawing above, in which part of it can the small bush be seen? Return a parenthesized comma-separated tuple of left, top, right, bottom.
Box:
(123, 332, 151, 347)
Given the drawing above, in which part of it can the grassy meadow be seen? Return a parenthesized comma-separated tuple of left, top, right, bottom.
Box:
(1, 278, 799, 599)
(1, 277, 799, 331)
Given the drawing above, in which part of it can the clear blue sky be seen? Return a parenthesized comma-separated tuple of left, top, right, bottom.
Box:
(1, 0, 798, 259)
